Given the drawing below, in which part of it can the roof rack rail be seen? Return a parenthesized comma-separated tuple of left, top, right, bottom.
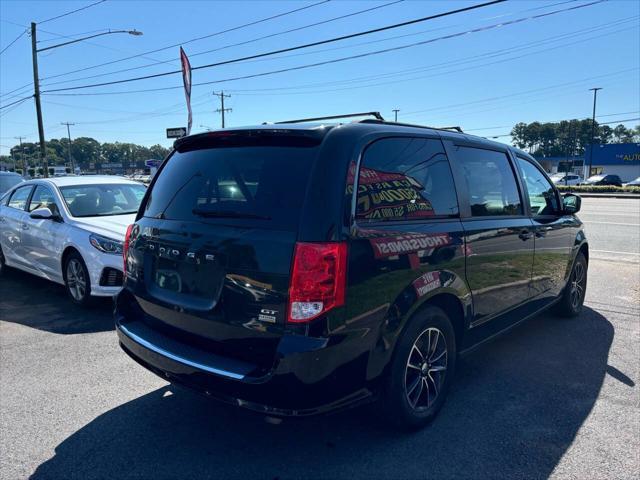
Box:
(274, 111, 384, 124)
(358, 118, 464, 134)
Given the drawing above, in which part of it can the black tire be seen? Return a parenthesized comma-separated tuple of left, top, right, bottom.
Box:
(63, 251, 92, 307)
(378, 305, 456, 431)
(554, 252, 588, 317)
(0, 245, 6, 277)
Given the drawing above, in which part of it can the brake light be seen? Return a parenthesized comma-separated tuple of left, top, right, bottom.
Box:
(123, 224, 134, 274)
(288, 242, 348, 323)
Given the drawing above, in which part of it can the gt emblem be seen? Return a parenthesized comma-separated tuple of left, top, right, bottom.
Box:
(205, 254, 215, 262)
(258, 309, 277, 323)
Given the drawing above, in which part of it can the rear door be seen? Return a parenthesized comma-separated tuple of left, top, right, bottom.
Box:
(0, 184, 34, 269)
(124, 131, 322, 369)
(445, 141, 534, 327)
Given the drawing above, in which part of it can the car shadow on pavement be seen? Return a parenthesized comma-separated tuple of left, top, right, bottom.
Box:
(31, 307, 615, 480)
(0, 268, 113, 334)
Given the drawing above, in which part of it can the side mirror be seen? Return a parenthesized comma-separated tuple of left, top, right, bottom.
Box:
(30, 207, 54, 220)
(563, 193, 581, 214)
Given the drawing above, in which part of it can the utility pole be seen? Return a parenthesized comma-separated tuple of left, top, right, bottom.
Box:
(392, 109, 400, 122)
(213, 91, 232, 128)
(31, 22, 48, 177)
(14, 136, 26, 176)
(29, 25, 142, 179)
(61, 122, 75, 174)
(588, 87, 602, 178)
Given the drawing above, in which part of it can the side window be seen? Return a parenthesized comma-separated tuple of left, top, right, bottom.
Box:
(455, 146, 522, 216)
(7, 185, 33, 211)
(516, 157, 559, 216)
(29, 186, 60, 216)
(356, 137, 459, 221)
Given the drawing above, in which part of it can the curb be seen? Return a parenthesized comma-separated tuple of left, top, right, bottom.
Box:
(573, 193, 640, 199)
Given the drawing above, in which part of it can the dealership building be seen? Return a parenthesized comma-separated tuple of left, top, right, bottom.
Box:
(536, 143, 640, 181)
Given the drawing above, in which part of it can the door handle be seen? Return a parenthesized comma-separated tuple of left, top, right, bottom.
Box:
(535, 226, 553, 238)
(518, 230, 533, 241)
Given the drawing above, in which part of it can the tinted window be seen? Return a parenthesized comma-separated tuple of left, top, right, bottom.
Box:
(516, 157, 559, 216)
(144, 146, 317, 230)
(7, 185, 32, 211)
(355, 137, 458, 221)
(29, 186, 60, 216)
(455, 146, 522, 216)
(60, 184, 146, 217)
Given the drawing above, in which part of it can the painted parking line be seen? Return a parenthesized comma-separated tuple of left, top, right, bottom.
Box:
(585, 221, 640, 227)
(592, 249, 640, 256)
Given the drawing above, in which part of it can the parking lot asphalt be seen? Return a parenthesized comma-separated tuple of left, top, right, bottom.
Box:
(1, 197, 638, 480)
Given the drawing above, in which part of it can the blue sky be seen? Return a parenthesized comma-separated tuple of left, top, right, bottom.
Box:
(1, 0, 639, 155)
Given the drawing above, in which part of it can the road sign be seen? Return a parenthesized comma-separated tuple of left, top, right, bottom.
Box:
(145, 159, 161, 168)
(166, 127, 187, 138)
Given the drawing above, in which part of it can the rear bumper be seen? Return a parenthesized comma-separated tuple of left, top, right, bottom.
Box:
(116, 316, 374, 416)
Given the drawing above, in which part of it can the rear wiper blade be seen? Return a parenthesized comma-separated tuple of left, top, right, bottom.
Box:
(192, 208, 271, 220)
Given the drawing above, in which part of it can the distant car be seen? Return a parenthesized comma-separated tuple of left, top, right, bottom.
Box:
(0, 176, 147, 305)
(581, 174, 622, 187)
(623, 177, 640, 187)
(0, 171, 24, 197)
(550, 173, 583, 186)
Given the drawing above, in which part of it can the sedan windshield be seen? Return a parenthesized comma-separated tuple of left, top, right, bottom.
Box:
(59, 183, 146, 217)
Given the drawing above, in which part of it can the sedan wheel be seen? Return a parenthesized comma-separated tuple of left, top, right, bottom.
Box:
(64, 253, 91, 306)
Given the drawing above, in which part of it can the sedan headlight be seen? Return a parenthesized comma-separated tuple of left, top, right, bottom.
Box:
(89, 234, 123, 255)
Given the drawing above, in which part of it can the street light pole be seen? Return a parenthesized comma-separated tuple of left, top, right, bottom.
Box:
(31, 22, 48, 177)
(30, 26, 143, 179)
(392, 109, 400, 122)
(588, 87, 602, 178)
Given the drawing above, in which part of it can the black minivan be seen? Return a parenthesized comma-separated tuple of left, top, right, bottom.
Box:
(116, 116, 588, 429)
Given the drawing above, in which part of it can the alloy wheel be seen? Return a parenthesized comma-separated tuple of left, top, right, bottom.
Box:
(66, 259, 87, 302)
(404, 327, 448, 410)
(570, 261, 586, 310)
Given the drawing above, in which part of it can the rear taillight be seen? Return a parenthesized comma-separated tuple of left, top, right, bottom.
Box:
(123, 224, 134, 274)
(288, 242, 348, 323)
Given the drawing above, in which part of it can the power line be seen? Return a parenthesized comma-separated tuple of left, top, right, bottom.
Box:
(40, 0, 405, 87)
(40, 0, 509, 93)
(38, 0, 107, 25)
(225, 19, 637, 96)
(39, 0, 332, 82)
(0, 29, 27, 56)
(39, 0, 606, 96)
(0, 95, 32, 110)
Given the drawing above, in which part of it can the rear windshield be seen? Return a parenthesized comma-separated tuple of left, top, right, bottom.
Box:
(144, 145, 317, 230)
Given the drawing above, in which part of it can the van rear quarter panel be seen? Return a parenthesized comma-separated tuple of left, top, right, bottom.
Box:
(302, 126, 472, 385)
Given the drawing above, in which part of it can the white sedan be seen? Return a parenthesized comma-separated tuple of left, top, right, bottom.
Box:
(0, 176, 146, 305)
(550, 173, 583, 186)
